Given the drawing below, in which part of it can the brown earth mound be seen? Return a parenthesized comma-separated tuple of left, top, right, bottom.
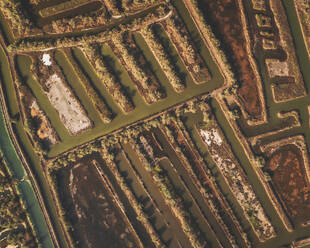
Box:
(198, 0, 263, 120)
(267, 144, 310, 226)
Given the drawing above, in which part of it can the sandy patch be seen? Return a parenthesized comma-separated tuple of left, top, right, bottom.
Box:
(45, 74, 91, 135)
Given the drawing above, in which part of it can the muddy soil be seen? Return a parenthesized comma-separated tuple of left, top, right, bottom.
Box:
(57, 157, 140, 248)
(197, 0, 263, 119)
(266, 144, 310, 226)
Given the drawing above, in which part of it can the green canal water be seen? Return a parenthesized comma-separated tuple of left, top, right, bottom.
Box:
(0, 42, 67, 247)
(0, 109, 54, 247)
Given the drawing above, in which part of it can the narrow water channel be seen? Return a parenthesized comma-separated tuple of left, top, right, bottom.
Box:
(0, 109, 54, 248)
(209, 1, 310, 246)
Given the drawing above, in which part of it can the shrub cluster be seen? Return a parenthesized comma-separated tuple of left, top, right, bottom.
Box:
(10, 5, 170, 52)
(0, 0, 35, 38)
(164, 15, 198, 69)
(101, 146, 164, 247)
(188, 0, 236, 85)
(0, 154, 38, 247)
(82, 43, 134, 112)
(67, 49, 113, 123)
(140, 26, 184, 93)
(134, 139, 205, 248)
(111, 34, 160, 103)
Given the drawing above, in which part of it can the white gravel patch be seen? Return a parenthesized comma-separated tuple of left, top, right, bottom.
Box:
(266, 59, 289, 78)
(200, 129, 223, 146)
(42, 53, 52, 66)
(45, 74, 91, 135)
(200, 125, 275, 240)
